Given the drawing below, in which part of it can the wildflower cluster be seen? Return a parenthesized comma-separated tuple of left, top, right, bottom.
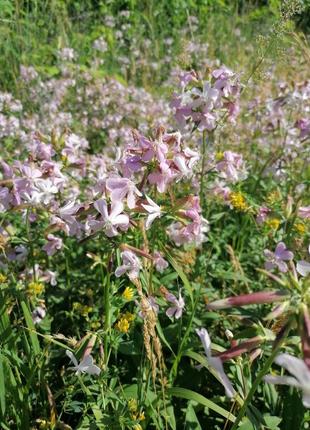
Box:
(0, 17, 309, 429)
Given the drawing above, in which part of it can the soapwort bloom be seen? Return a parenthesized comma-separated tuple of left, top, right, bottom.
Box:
(94, 199, 129, 237)
(153, 251, 168, 273)
(106, 177, 142, 209)
(196, 328, 235, 398)
(264, 242, 294, 273)
(66, 350, 101, 376)
(264, 354, 310, 408)
(115, 250, 141, 280)
(141, 195, 162, 230)
(165, 291, 185, 320)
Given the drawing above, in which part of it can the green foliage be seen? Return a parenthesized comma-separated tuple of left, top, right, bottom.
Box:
(0, 1, 309, 429)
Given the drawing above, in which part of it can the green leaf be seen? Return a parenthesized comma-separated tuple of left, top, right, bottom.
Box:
(263, 415, 282, 430)
(0, 354, 6, 416)
(238, 418, 254, 430)
(168, 387, 236, 422)
(185, 402, 202, 430)
(165, 403, 176, 430)
(156, 321, 175, 356)
(166, 252, 193, 304)
(21, 301, 40, 355)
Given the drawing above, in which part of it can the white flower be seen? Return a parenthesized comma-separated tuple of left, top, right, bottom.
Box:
(35, 179, 59, 205)
(296, 245, 310, 277)
(196, 328, 235, 398)
(32, 306, 46, 325)
(94, 199, 129, 237)
(166, 292, 185, 319)
(297, 260, 310, 277)
(264, 353, 310, 408)
(115, 250, 141, 280)
(66, 350, 101, 376)
(141, 195, 161, 230)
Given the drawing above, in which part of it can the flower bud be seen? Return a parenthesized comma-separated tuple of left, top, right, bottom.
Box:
(207, 290, 289, 310)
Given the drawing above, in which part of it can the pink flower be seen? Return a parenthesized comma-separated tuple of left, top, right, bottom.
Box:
(153, 251, 168, 273)
(296, 118, 310, 139)
(179, 70, 197, 88)
(94, 199, 129, 237)
(0, 187, 11, 212)
(264, 242, 294, 273)
(148, 166, 175, 193)
(115, 250, 141, 280)
(174, 148, 199, 179)
(141, 196, 161, 229)
(43, 234, 63, 256)
(256, 206, 270, 225)
(216, 151, 247, 183)
(196, 328, 235, 398)
(166, 291, 185, 319)
(106, 177, 142, 209)
(57, 200, 81, 237)
(299, 206, 310, 219)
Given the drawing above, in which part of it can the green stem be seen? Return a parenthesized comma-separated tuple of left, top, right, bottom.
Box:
(200, 129, 207, 207)
(169, 293, 200, 383)
(26, 209, 36, 282)
(231, 321, 292, 430)
(101, 254, 111, 366)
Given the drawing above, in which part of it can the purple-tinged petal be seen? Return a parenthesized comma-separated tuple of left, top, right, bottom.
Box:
(264, 374, 300, 387)
(265, 261, 276, 271)
(94, 199, 108, 219)
(207, 291, 289, 310)
(217, 337, 263, 362)
(277, 260, 288, 273)
(196, 328, 211, 359)
(166, 307, 176, 318)
(297, 260, 310, 277)
(208, 357, 236, 398)
(275, 354, 310, 386)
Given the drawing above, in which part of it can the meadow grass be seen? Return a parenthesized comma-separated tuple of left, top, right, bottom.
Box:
(0, 1, 309, 429)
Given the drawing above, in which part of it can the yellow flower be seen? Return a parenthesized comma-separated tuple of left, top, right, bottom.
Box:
(90, 321, 101, 330)
(138, 411, 145, 421)
(122, 287, 134, 300)
(266, 218, 281, 230)
(128, 398, 138, 412)
(61, 154, 68, 164)
(229, 192, 248, 212)
(132, 425, 142, 430)
(215, 151, 224, 161)
(124, 312, 135, 323)
(27, 282, 44, 296)
(72, 302, 92, 317)
(0, 274, 7, 283)
(266, 190, 281, 206)
(116, 317, 130, 333)
(294, 223, 306, 235)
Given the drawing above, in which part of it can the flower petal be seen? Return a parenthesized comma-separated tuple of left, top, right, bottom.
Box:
(264, 374, 301, 387)
(196, 328, 211, 358)
(297, 260, 310, 277)
(209, 356, 236, 398)
(275, 353, 310, 385)
(66, 350, 78, 367)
